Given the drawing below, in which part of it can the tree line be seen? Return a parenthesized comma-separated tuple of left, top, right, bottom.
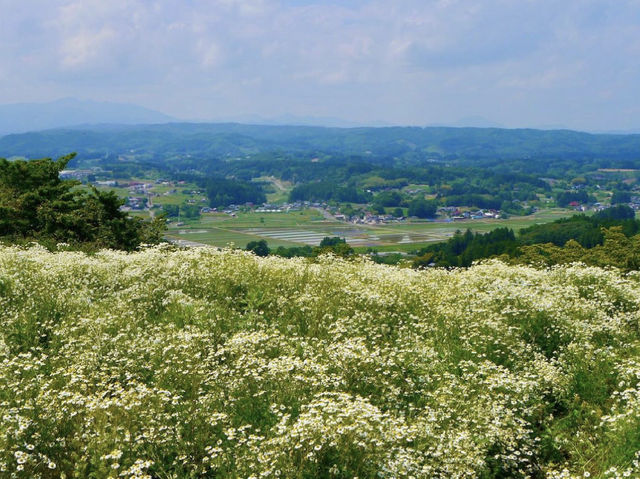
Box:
(412, 205, 640, 269)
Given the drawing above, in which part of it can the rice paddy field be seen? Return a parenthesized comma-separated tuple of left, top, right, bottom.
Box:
(166, 208, 574, 250)
(1, 245, 640, 478)
(97, 177, 575, 251)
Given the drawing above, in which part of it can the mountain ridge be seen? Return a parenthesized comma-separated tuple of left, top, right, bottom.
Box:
(1, 122, 639, 164)
(0, 98, 175, 135)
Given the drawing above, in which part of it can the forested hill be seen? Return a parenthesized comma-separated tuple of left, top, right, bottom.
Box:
(1, 122, 640, 164)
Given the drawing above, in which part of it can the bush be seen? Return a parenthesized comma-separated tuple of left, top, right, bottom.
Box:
(246, 239, 270, 257)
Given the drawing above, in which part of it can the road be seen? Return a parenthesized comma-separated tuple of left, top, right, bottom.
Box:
(313, 207, 338, 221)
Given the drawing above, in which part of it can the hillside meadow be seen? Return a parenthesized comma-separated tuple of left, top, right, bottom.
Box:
(1, 245, 640, 478)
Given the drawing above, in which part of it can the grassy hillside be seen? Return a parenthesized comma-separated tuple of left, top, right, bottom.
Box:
(1, 246, 640, 478)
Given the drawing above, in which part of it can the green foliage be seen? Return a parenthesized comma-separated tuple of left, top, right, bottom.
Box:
(318, 236, 347, 248)
(361, 176, 409, 190)
(414, 228, 518, 268)
(501, 200, 534, 216)
(180, 204, 201, 219)
(368, 252, 407, 265)
(273, 244, 314, 258)
(1, 247, 640, 477)
(370, 191, 404, 215)
(289, 181, 371, 203)
(7, 125, 592, 214)
(520, 210, 640, 248)
(162, 203, 180, 217)
(373, 190, 403, 207)
(339, 203, 362, 218)
(370, 203, 385, 214)
(611, 191, 632, 205)
(407, 197, 438, 218)
(162, 203, 201, 219)
(594, 204, 636, 220)
(313, 237, 354, 257)
(556, 190, 594, 207)
(443, 194, 502, 210)
(411, 209, 640, 270)
(246, 238, 354, 259)
(0, 154, 165, 250)
(412, 251, 436, 268)
(519, 217, 605, 248)
(516, 227, 640, 271)
(206, 177, 266, 207)
(4, 123, 640, 170)
(246, 239, 270, 257)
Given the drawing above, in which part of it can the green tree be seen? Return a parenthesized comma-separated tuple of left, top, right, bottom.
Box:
(408, 198, 438, 218)
(0, 154, 165, 250)
(319, 237, 346, 248)
(314, 237, 354, 257)
(374, 190, 403, 207)
(246, 239, 270, 257)
(611, 191, 631, 205)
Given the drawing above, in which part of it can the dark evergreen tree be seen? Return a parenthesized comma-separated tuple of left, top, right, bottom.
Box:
(0, 154, 165, 250)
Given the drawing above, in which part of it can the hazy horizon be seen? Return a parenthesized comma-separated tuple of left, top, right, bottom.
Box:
(0, 97, 639, 135)
(1, 1, 639, 132)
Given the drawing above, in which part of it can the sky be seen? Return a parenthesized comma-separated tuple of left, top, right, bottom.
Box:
(1, 0, 639, 131)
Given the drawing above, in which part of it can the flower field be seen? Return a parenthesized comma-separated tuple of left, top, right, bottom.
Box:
(1, 245, 640, 478)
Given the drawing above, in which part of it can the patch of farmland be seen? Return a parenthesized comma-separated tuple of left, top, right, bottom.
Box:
(245, 229, 354, 246)
(247, 228, 383, 246)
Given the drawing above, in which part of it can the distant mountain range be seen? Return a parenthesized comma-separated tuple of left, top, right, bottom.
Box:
(1, 98, 637, 135)
(0, 98, 175, 135)
(1, 98, 639, 164)
(1, 122, 639, 163)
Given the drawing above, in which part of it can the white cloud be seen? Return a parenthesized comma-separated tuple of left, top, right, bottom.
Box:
(59, 28, 118, 69)
(0, 0, 639, 129)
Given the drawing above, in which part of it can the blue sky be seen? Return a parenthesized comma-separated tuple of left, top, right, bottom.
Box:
(1, 0, 639, 130)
